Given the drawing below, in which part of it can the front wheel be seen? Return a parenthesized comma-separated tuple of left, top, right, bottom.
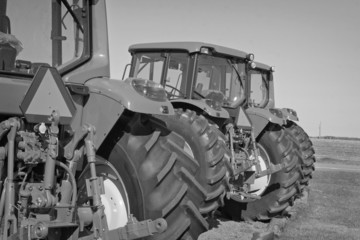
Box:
(223, 124, 301, 220)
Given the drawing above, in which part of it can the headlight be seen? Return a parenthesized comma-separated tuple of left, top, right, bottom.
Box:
(249, 62, 257, 69)
(246, 53, 255, 61)
(269, 108, 283, 118)
(131, 78, 167, 102)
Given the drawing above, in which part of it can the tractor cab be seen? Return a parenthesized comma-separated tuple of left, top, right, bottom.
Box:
(129, 42, 254, 105)
(128, 42, 256, 124)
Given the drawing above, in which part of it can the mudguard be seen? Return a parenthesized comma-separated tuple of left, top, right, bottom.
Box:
(85, 77, 174, 115)
(246, 107, 285, 138)
(281, 108, 299, 122)
(170, 99, 229, 119)
(78, 77, 174, 148)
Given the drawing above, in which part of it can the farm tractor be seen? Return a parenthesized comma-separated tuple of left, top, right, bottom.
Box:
(0, 1, 230, 240)
(247, 62, 315, 186)
(126, 42, 303, 221)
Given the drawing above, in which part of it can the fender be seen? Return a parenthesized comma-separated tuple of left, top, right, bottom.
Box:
(78, 77, 174, 148)
(246, 107, 285, 138)
(281, 108, 299, 122)
(170, 99, 229, 119)
(85, 77, 175, 116)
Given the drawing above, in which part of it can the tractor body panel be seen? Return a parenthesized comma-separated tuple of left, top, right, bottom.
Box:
(281, 108, 299, 122)
(85, 77, 175, 116)
(0, 76, 30, 115)
(246, 107, 284, 137)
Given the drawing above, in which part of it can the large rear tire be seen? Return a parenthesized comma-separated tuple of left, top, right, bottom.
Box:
(155, 109, 230, 216)
(223, 124, 301, 220)
(285, 121, 316, 186)
(94, 112, 210, 239)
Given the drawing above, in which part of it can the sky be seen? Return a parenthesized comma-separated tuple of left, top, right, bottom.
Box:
(106, 0, 360, 138)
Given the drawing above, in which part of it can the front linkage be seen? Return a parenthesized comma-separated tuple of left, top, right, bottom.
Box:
(0, 111, 166, 240)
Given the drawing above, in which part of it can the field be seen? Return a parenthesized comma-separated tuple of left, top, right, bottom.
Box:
(279, 138, 360, 239)
(199, 138, 360, 240)
(312, 138, 360, 163)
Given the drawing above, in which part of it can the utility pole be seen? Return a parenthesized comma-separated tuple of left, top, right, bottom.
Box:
(318, 121, 321, 138)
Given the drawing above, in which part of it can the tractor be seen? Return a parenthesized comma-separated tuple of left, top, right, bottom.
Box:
(126, 42, 302, 221)
(0, 2, 229, 240)
(247, 61, 315, 187)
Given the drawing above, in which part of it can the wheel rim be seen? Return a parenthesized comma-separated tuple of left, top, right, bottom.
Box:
(249, 144, 271, 196)
(101, 177, 128, 230)
(78, 161, 130, 230)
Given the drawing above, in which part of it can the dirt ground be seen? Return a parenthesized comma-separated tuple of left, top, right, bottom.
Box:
(198, 159, 360, 240)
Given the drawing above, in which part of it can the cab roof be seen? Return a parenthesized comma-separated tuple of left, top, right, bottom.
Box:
(129, 41, 249, 59)
(254, 61, 271, 71)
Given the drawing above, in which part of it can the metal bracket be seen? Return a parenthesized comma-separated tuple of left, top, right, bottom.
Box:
(85, 176, 105, 197)
(114, 215, 167, 240)
(256, 163, 285, 178)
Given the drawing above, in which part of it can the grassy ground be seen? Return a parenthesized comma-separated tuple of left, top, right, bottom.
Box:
(312, 138, 360, 163)
(278, 138, 360, 239)
(199, 138, 360, 240)
(279, 170, 360, 239)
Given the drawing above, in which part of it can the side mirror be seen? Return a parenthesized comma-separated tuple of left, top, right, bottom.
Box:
(0, 15, 11, 34)
(122, 63, 131, 80)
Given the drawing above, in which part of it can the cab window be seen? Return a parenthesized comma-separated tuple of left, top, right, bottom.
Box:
(164, 53, 188, 98)
(131, 53, 165, 84)
(249, 72, 269, 107)
(196, 55, 245, 107)
(0, 0, 88, 76)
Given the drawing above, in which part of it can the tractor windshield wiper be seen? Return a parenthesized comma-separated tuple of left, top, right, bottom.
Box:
(61, 0, 84, 33)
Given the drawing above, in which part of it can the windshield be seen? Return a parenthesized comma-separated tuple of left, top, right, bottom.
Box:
(248, 70, 269, 107)
(131, 52, 165, 83)
(0, 0, 89, 76)
(196, 54, 246, 107)
(131, 52, 189, 99)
